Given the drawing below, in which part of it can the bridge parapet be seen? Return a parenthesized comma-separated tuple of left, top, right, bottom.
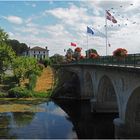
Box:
(60, 53, 140, 68)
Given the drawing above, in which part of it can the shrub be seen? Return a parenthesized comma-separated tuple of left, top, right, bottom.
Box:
(0, 92, 8, 98)
(8, 87, 32, 98)
(32, 91, 52, 98)
(43, 59, 50, 67)
(75, 47, 82, 52)
(27, 74, 37, 91)
(89, 53, 99, 59)
(113, 48, 128, 57)
(38, 63, 45, 70)
(86, 49, 99, 58)
(8, 87, 52, 98)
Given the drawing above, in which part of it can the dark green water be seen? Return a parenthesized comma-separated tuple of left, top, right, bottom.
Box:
(0, 100, 118, 139)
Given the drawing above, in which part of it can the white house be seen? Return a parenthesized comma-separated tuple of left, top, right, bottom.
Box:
(24, 46, 49, 59)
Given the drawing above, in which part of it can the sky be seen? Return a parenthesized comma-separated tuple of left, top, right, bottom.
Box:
(0, 0, 140, 56)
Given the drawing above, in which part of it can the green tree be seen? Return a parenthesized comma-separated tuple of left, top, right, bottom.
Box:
(7, 39, 29, 56)
(12, 56, 43, 87)
(20, 43, 28, 54)
(0, 28, 9, 43)
(0, 28, 16, 82)
(50, 54, 65, 64)
(39, 58, 51, 67)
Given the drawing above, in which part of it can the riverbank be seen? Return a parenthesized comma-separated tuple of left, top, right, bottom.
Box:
(0, 98, 49, 112)
(0, 67, 54, 98)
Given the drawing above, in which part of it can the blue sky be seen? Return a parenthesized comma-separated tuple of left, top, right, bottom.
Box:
(0, 0, 140, 56)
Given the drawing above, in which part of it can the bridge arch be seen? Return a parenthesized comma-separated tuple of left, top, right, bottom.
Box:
(55, 68, 81, 99)
(84, 72, 94, 98)
(97, 75, 118, 112)
(125, 86, 140, 131)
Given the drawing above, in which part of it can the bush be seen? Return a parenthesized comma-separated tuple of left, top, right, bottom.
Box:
(38, 63, 45, 70)
(8, 87, 52, 98)
(43, 59, 50, 67)
(27, 74, 37, 91)
(8, 87, 32, 98)
(113, 48, 128, 57)
(0, 92, 8, 98)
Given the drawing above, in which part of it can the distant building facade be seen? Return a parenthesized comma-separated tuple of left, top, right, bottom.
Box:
(24, 46, 49, 59)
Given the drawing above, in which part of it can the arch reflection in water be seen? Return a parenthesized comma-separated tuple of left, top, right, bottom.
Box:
(54, 99, 118, 139)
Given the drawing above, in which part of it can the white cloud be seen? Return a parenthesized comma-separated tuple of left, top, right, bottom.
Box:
(3, 16, 23, 25)
(44, 4, 91, 26)
(8, 32, 14, 38)
(32, 3, 36, 8)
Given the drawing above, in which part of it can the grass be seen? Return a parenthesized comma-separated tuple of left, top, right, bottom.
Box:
(35, 67, 54, 92)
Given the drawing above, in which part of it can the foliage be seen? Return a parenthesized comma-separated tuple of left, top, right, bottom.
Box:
(65, 47, 83, 62)
(113, 48, 128, 57)
(73, 47, 82, 60)
(75, 47, 82, 52)
(0, 28, 16, 82)
(8, 87, 32, 98)
(0, 28, 9, 43)
(32, 90, 52, 98)
(38, 63, 45, 70)
(0, 43, 15, 72)
(6, 39, 29, 56)
(39, 58, 51, 67)
(12, 57, 43, 86)
(0, 92, 8, 98)
(80, 55, 85, 59)
(86, 49, 99, 58)
(8, 87, 52, 98)
(89, 53, 99, 58)
(27, 74, 37, 91)
(50, 54, 65, 64)
(65, 48, 74, 62)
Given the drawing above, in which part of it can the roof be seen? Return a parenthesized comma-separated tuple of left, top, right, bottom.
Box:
(30, 46, 48, 51)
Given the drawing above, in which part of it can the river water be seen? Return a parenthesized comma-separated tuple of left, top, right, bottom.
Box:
(0, 99, 118, 139)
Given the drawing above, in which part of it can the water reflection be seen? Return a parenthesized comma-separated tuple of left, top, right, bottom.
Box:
(54, 100, 118, 139)
(13, 112, 35, 127)
(0, 101, 77, 139)
(0, 99, 118, 139)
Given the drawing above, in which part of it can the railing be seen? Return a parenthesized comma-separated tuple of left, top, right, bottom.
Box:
(67, 53, 140, 67)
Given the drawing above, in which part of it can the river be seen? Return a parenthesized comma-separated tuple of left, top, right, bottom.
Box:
(0, 99, 118, 139)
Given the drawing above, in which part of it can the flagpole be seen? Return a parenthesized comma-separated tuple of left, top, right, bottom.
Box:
(87, 32, 88, 50)
(105, 10, 108, 56)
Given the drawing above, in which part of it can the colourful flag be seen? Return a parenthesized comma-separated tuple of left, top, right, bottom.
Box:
(106, 10, 117, 23)
(87, 26, 94, 35)
(71, 42, 76, 47)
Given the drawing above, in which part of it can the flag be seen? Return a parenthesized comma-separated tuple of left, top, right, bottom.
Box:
(87, 26, 94, 35)
(106, 10, 117, 23)
(71, 42, 76, 47)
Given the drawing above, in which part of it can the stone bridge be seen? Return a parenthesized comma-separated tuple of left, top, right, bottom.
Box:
(53, 64, 140, 138)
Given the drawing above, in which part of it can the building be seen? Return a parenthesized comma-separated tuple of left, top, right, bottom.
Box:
(24, 46, 49, 59)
